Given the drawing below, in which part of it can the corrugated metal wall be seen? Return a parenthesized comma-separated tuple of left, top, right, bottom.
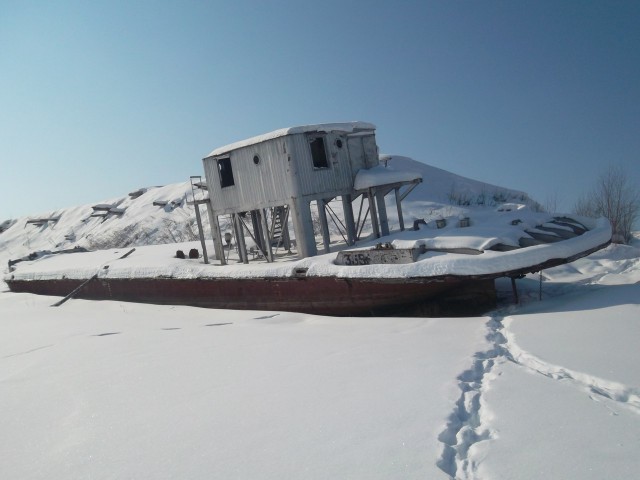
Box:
(347, 134, 379, 175)
(286, 132, 354, 200)
(203, 138, 291, 214)
(203, 130, 379, 215)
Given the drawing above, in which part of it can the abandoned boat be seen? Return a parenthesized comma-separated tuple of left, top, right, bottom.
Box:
(5, 122, 612, 316)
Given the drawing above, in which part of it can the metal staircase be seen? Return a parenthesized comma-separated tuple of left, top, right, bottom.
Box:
(270, 206, 291, 251)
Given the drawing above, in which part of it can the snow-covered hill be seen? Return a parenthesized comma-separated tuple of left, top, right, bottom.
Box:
(0, 182, 202, 264)
(0, 157, 541, 267)
(382, 155, 536, 208)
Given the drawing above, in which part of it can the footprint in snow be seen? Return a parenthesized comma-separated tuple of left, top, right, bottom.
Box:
(4, 344, 54, 358)
(93, 332, 121, 337)
(205, 322, 233, 327)
(253, 314, 280, 320)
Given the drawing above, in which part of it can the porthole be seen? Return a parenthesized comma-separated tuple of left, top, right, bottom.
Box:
(253, 155, 260, 165)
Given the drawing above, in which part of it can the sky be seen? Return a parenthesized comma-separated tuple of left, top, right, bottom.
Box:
(1, 0, 639, 220)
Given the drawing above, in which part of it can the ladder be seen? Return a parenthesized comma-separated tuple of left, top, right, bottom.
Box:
(270, 206, 291, 251)
(189, 176, 209, 264)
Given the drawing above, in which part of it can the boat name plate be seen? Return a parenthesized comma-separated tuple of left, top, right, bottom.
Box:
(336, 248, 418, 266)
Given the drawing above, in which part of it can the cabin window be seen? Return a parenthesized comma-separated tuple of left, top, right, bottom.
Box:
(309, 136, 329, 169)
(217, 157, 235, 188)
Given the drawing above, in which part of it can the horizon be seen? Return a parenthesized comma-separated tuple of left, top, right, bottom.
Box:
(1, 1, 638, 220)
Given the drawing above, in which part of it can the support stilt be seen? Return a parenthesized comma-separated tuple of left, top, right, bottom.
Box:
(209, 209, 226, 265)
(368, 189, 380, 238)
(511, 277, 519, 304)
(317, 199, 331, 254)
(261, 208, 274, 262)
(539, 270, 543, 301)
(395, 187, 405, 232)
(342, 194, 356, 246)
(234, 214, 249, 264)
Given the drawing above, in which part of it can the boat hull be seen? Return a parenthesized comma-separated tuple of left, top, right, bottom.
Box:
(5, 240, 611, 316)
(6, 275, 496, 317)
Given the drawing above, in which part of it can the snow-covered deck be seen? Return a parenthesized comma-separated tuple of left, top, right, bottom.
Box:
(5, 212, 611, 283)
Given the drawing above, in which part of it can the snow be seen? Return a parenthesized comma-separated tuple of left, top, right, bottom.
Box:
(0, 295, 488, 479)
(479, 360, 639, 480)
(475, 283, 640, 480)
(1, 156, 638, 479)
(1, 242, 639, 479)
(353, 164, 422, 190)
(3, 212, 611, 282)
(380, 155, 532, 209)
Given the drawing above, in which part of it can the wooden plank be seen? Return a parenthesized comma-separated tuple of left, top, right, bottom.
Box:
(51, 248, 135, 307)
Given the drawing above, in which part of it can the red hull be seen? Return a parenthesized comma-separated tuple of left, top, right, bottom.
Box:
(6, 241, 610, 316)
(6, 276, 495, 317)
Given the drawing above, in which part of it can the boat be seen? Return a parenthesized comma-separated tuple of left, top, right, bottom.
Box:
(4, 212, 611, 316)
(4, 123, 612, 316)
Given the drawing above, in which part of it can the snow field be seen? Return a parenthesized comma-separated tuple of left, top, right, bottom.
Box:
(1, 293, 489, 479)
(2, 245, 638, 479)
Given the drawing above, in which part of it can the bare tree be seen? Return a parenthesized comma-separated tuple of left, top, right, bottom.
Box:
(574, 165, 639, 244)
(84, 224, 149, 250)
(156, 218, 199, 244)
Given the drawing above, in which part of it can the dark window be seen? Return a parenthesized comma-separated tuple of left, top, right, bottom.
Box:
(217, 157, 235, 188)
(309, 136, 329, 169)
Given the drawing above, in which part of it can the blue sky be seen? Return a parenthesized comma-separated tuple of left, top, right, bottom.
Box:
(1, 0, 638, 220)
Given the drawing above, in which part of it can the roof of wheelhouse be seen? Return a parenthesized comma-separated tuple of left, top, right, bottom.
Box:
(205, 121, 376, 158)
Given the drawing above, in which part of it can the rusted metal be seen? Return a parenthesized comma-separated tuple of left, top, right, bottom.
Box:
(9, 275, 468, 317)
(6, 240, 610, 317)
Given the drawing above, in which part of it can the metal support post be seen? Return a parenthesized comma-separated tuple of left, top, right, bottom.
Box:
(291, 199, 317, 259)
(261, 209, 274, 262)
(368, 189, 380, 238)
(193, 203, 209, 264)
(342, 194, 356, 245)
(395, 187, 405, 232)
(234, 213, 249, 264)
(317, 199, 331, 253)
(375, 189, 390, 236)
(208, 206, 226, 265)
